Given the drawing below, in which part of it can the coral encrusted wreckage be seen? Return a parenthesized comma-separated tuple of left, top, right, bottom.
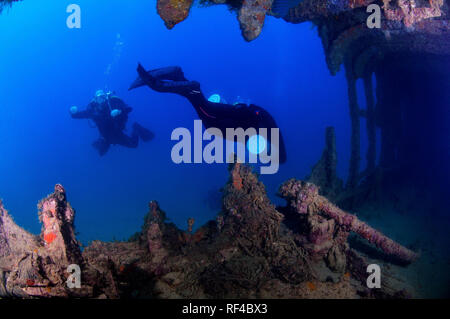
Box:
(0, 163, 418, 298)
(157, 0, 195, 29)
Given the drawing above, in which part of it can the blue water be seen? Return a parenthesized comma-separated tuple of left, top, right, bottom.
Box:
(0, 0, 355, 243)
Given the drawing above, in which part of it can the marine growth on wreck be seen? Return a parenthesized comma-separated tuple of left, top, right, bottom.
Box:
(0, 0, 449, 300)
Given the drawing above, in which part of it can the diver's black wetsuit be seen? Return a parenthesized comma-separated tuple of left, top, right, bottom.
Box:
(71, 96, 154, 156)
(129, 64, 287, 163)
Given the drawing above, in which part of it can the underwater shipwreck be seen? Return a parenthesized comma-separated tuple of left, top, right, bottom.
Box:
(0, 0, 449, 298)
(0, 162, 420, 298)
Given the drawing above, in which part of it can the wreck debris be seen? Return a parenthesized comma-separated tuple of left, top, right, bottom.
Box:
(38, 184, 83, 265)
(223, 162, 284, 250)
(0, 200, 38, 260)
(306, 0, 448, 197)
(383, 0, 445, 27)
(157, 0, 194, 29)
(0, 164, 419, 298)
(187, 217, 195, 233)
(306, 126, 343, 201)
(279, 179, 419, 263)
(0, 185, 91, 298)
(284, 0, 450, 75)
(0, 200, 39, 297)
(187, 0, 448, 48)
(345, 65, 361, 190)
(238, 0, 274, 41)
(363, 73, 376, 173)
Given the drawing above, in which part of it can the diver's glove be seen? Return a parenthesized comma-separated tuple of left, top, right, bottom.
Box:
(70, 106, 78, 114)
(110, 109, 122, 118)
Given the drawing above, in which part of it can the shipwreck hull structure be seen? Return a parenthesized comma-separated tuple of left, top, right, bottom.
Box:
(285, 0, 450, 205)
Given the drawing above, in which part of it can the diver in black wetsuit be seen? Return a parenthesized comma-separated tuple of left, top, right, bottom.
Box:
(70, 90, 154, 156)
(129, 64, 287, 163)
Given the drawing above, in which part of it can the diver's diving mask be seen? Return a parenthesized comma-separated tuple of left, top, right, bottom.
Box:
(94, 90, 107, 104)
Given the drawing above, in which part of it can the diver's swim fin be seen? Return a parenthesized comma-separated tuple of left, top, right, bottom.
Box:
(136, 63, 154, 84)
(129, 65, 188, 91)
(133, 123, 154, 142)
(129, 77, 145, 91)
(129, 63, 155, 91)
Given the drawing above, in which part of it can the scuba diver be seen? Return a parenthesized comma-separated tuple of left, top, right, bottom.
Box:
(70, 90, 154, 156)
(129, 64, 287, 163)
